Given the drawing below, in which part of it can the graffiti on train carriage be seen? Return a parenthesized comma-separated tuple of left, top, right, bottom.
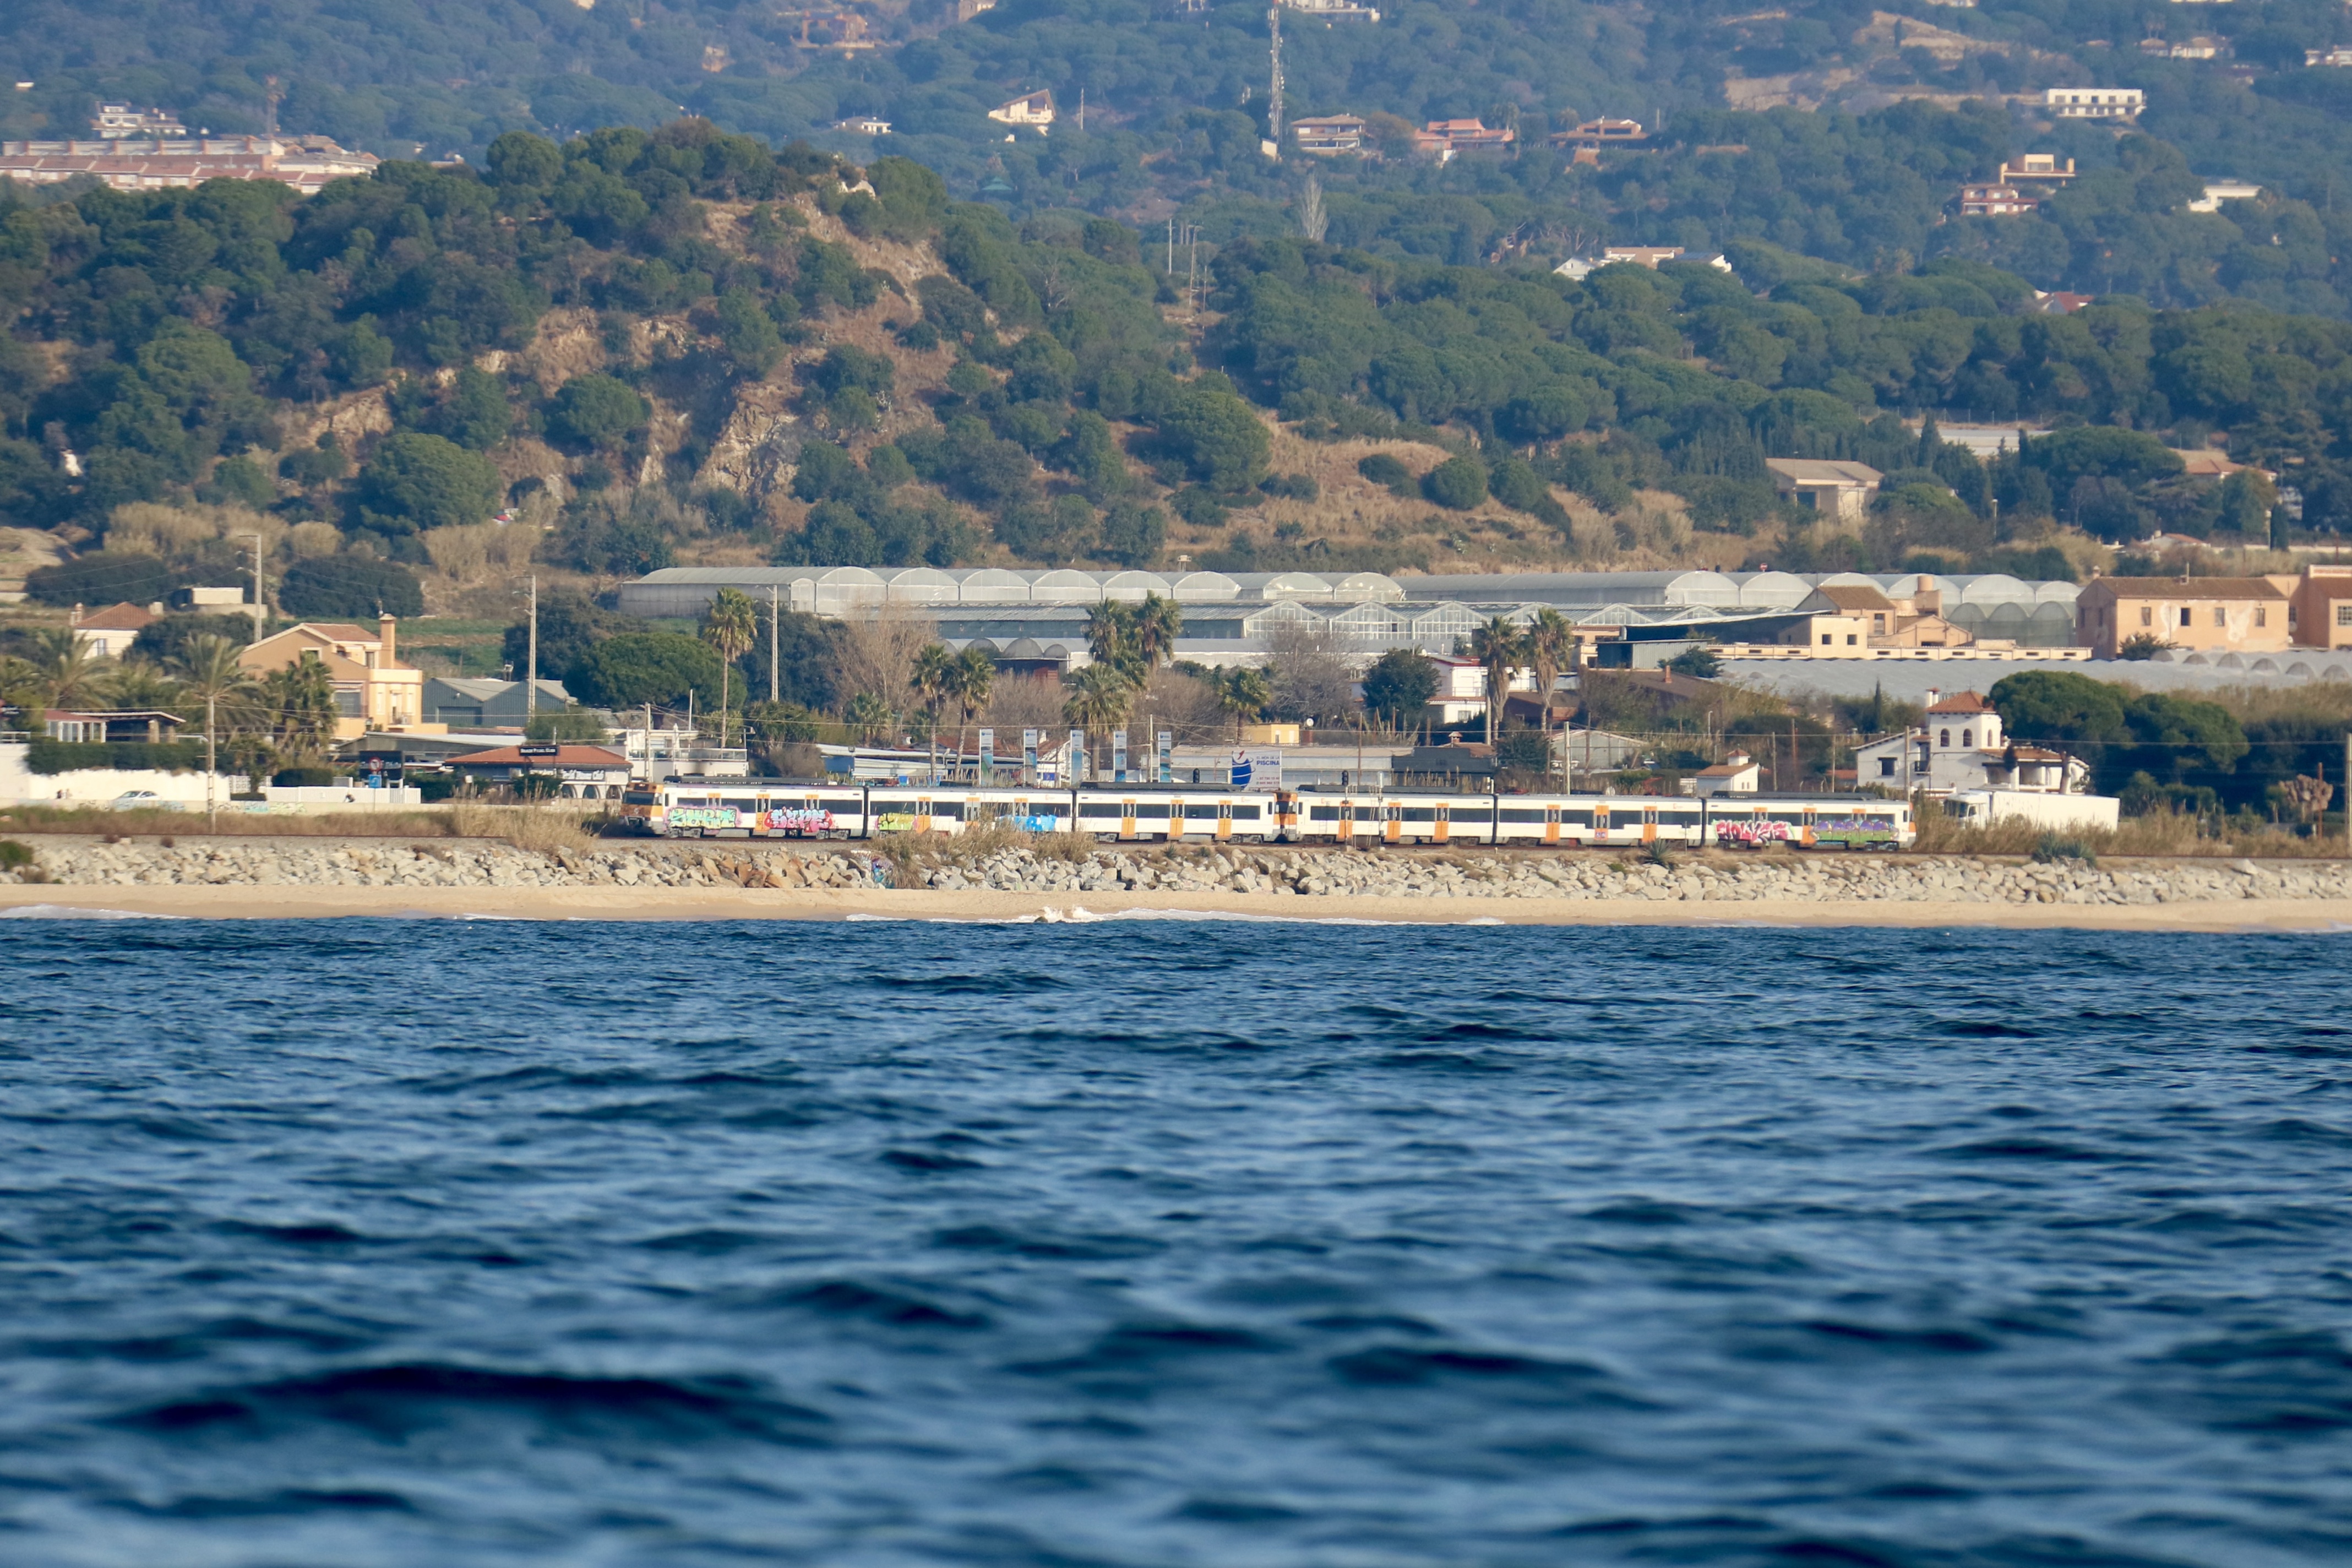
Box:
(1812, 816, 1899, 847)
(1715, 819, 1790, 850)
(874, 813, 917, 833)
(669, 806, 741, 831)
(765, 807, 834, 835)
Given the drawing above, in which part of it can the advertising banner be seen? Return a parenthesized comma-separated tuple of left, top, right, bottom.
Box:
(1112, 728, 1128, 784)
(1068, 729, 1086, 784)
(978, 727, 994, 786)
(1157, 730, 1173, 784)
(1022, 729, 1038, 783)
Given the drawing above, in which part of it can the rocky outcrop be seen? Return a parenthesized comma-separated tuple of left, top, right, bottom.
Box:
(14, 839, 2350, 907)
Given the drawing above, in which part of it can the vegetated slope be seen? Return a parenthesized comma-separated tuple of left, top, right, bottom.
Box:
(14, 1, 2352, 315)
(1, 122, 2345, 624)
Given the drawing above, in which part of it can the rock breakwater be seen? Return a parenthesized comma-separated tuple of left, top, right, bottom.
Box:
(12, 837, 2352, 907)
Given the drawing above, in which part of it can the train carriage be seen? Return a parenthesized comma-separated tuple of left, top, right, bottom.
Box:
(639, 780, 1911, 851)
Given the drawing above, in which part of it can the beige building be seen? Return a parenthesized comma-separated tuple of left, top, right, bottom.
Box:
(68, 601, 159, 658)
(2073, 575, 2291, 659)
(1785, 582, 1972, 650)
(1766, 459, 1882, 522)
(2277, 563, 2352, 649)
(238, 616, 429, 741)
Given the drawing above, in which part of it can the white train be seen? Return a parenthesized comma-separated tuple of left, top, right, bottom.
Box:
(625, 781, 1913, 852)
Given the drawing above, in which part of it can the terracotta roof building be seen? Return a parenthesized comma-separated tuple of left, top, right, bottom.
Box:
(2073, 575, 2290, 659)
(68, 601, 160, 658)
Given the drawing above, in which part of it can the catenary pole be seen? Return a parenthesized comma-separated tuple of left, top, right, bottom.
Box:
(239, 532, 264, 641)
(525, 574, 538, 724)
(769, 585, 780, 703)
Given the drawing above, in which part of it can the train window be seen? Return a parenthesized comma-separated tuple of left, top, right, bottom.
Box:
(1184, 803, 1222, 819)
(871, 799, 912, 814)
(1498, 808, 1548, 823)
(1232, 803, 1262, 820)
(724, 797, 760, 811)
(929, 801, 965, 820)
(623, 790, 658, 806)
(1767, 811, 1806, 824)
(1129, 801, 1170, 818)
(820, 797, 862, 814)
(1077, 802, 1122, 819)
(1562, 809, 1594, 827)
(1402, 807, 1438, 821)
(1309, 805, 1342, 821)
(1658, 809, 1701, 826)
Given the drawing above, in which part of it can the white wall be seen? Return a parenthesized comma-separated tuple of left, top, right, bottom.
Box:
(1946, 791, 2121, 831)
(0, 744, 247, 805)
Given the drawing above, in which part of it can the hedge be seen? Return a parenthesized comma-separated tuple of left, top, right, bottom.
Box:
(25, 740, 209, 775)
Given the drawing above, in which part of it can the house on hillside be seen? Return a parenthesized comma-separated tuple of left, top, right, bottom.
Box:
(1291, 115, 1366, 155)
(237, 615, 427, 739)
(1958, 183, 2039, 216)
(2046, 87, 2144, 118)
(988, 90, 1055, 129)
(1766, 458, 1882, 522)
(1998, 154, 2076, 183)
(1688, 750, 1761, 796)
(67, 601, 158, 658)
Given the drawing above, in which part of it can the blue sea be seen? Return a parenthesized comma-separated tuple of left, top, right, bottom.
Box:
(1, 914, 2348, 1566)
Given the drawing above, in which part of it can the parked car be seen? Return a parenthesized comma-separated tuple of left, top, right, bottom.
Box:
(107, 791, 177, 811)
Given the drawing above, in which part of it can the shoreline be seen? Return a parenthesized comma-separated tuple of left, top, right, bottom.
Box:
(7, 883, 2351, 931)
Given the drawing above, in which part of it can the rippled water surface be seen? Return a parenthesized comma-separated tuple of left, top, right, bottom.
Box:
(2, 916, 2349, 1566)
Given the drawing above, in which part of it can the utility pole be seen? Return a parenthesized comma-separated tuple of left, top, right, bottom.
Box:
(205, 689, 218, 831)
(239, 532, 265, 641)
(525, 574, 538, 725)
(769, 585, 781, 703)
(1267, 4, 1283, 159)
(2344, 730, 2350, 853)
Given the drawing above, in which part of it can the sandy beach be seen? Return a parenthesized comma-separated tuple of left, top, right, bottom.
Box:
(6, 881, 2350, 931)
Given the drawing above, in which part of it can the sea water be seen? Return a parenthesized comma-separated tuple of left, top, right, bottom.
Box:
(0, 917, 2346, 1566)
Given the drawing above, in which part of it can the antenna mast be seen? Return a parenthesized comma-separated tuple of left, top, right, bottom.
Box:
(1267, 4, 1283, 159)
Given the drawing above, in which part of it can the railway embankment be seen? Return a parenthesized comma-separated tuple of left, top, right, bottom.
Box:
(10, 837, 2352, 909)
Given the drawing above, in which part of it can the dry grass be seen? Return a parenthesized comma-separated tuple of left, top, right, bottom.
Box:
(0, 804, 459, 838)
(1910, 808, 2349, 860)
(449, 802, 606, 852)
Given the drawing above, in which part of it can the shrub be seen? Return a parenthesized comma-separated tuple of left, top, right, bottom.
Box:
(271, 766, 338, 787)
(0, 840, 32, 870)
(1422, 455, 1489, 510)
(1260, 472, 1319, 502)
(1357, 453, 1413, 494)
(278, 556, 425, 618)
(24, 553, 175, 608)
(2032, 832, 2098, 867)
(356, 432, 503, 533)
(546, 373, 650, 450)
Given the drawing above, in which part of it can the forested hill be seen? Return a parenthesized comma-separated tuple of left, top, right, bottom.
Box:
(19, 2, 2352, 317)
(2, 121, 2348, 628)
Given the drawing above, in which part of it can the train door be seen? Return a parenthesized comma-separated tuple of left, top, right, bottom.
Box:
(1544, 803, 1561, 846)
(1434, 803, 1451, 845)
(1216, 800, 1234, 841)
(1337, 798, 1354, 843)
(913, 797, 933, 834)
(1120, 798, 1137, 840)
(1643, 808, 1658, 845)
(1799, 812, 1817, 849)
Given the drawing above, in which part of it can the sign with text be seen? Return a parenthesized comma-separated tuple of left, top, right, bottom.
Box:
(1112, 728, 1128, 783)
(1157, 730, 1173, 785)
(518, 744, 561, 758)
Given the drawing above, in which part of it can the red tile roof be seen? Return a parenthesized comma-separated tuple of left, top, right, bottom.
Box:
(1926, 691, 1996, 715)
(72, 602, 159, 631)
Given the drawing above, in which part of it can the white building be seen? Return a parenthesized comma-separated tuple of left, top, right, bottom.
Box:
(2046, 88, 2144, 119)
(1852, 690, 2093, 796)
(1687, 751, 1761, 796)
(988, 90, 1055, 129)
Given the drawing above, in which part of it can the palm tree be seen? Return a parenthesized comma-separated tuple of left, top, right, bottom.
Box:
(168, 635, 260, 825)
(843, 690, 894, 745)
(1215, 666, 1272, 742)
(1084, 601, 1135, 673)
(1134, 592, 1183, 675)
(1063, 661, 1137, 732)
(1525, 607, 1572, 775)
(262, 656, 338, 767)
(945, 645, 995, 778)
(1468, 616, 1527, 744)
(24, 627, 108, 711)
(701, 587, 760, 747)
(911, 642, 954, 778)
